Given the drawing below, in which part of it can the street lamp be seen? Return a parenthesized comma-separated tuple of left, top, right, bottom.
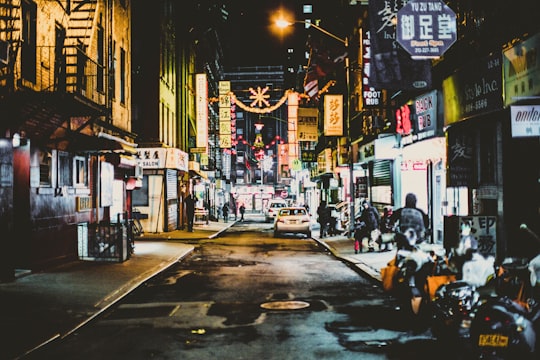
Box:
(276, 18, 356, 237)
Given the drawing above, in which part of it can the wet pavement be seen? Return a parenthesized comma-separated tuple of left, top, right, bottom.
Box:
(0, 211, 442, 359)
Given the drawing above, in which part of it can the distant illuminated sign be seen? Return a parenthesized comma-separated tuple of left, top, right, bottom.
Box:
(298, 107, 318, 141)
(510, 105, 540, 137)
(196, 74, 208, 151)
(395, 104, 412, 135)
(324, 94, 343, 136)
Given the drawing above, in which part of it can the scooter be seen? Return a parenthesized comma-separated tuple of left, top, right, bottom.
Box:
(392, 230, 434, 320)
(429, 242, 496, 343)
(468, 224, 540, 359)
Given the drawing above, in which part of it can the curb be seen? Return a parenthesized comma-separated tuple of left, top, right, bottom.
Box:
(312, 237, 382, 283)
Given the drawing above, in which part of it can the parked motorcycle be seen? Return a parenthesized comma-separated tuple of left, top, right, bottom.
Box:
(468, 224, 540, 359)
(392, 235, 434, 320)
(430, 280, 481, 343)
(429, 246, 495, 343)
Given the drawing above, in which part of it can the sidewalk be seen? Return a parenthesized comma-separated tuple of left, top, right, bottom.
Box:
(0, 220, 235, 360)
(0, 213, 441, 360)
(310, 228, 445, 282)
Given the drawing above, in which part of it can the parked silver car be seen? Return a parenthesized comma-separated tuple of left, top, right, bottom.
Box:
(264, 199, 288, 222)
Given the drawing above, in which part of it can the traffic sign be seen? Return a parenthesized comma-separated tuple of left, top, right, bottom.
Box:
(396, 0, 456, 59)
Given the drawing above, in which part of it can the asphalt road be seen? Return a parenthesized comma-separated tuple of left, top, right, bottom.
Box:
(24, 221, 474, 360)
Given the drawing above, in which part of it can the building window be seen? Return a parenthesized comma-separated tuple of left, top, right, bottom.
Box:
(58, 151, 73, 187)
(303, 5, 312, 14)
(21, 0, 37, 82)
(97, 24, 105, 92)
(39, 150, 52, 186)
(110, 40, 116, 99)
(120, 47, 126, 104)
(74, 156, 88, 187)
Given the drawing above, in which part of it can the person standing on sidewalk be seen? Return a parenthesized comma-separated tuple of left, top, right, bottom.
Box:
(222, 203, 229, 223)
(239, 203, 246, 221)
(378, 206, 395, 251)
(317, 201, 330, 238)
(185, 192, 198, 232)
(355, 200, 381, 253)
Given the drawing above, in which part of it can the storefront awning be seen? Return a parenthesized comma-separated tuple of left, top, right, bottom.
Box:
(189, 169, 208, 180)
(188, 160, 208, 179)
(68, 132, 137, 155)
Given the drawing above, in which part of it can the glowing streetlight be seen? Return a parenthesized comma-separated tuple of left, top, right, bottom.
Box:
(275, 17, 356, 237)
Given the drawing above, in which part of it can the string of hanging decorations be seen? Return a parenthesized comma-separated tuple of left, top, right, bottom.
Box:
(233, 135, 286, 151)
(211, 81, 335, 112)
(229, 88, 293, 114)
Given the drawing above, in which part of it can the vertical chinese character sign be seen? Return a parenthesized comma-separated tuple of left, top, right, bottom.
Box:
(219, 81, 231, 149)
(368, 0, 432, 90)
(324, 94, 343, 136)
(287, 92, 299, 168)
(196, 73, 208, 151)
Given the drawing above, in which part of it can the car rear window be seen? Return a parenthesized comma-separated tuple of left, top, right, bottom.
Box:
(280, 208, 306, 216)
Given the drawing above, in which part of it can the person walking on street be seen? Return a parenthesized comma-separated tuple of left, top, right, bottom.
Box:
(239, 204, 246, 221)
(231, 201, 238, 221)
(355, 200, 381, 253)
(185, 192, 198, 232)
(222, 203, 229, 223)
(317, 201, 330, 238)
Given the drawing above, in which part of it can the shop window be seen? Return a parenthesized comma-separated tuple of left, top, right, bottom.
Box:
(132, 175, 149, 206)
(74, 156, 88, 187)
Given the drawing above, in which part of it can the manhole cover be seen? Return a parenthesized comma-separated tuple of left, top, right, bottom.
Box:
(260, 301, 310, 310)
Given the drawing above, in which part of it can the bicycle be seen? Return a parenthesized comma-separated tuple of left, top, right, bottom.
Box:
(131, 209, 146, 236)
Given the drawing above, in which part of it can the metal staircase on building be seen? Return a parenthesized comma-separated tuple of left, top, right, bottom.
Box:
(0, 0, 21, 92)
(64, 0, 98, 94)
(0, 0, 98, 95)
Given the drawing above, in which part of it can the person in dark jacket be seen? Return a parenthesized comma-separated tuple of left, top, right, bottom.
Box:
(222, 203, 229, 223)
(355, 200, 381, 253)
(317, 201, 330, 238)
(239, 204, 246, 221)
(390, 193, 429, 250)
(185, 192, 198, 232)
(378, 206, 395, 251)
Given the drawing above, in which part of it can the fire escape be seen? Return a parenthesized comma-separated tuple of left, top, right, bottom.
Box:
(0, 0, 131, 151)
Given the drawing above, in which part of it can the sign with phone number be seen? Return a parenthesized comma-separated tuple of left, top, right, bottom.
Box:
(396, 0, 456, 59)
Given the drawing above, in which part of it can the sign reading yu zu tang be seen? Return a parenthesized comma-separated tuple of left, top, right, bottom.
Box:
(396, 0, 457, 59)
